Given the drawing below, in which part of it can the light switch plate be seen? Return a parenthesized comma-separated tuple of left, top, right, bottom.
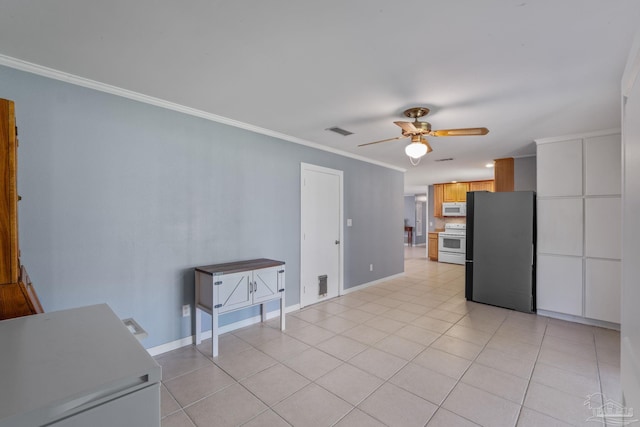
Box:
(347, 218, 353, 227)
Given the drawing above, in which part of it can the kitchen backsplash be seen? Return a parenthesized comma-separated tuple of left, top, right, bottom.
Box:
(434, 216, 466, 230)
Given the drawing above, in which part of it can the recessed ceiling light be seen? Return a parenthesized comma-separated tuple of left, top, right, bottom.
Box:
(486, 163, 495, 168)
(451, 181, 457, 183)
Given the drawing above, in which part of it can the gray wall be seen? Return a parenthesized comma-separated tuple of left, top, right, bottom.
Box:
(514, 156, 537, 191)
(403, 196, 415, 244)
(403, 196, 427, 245)
(0, 65, 404, 348)
(415, 199, 426, 245)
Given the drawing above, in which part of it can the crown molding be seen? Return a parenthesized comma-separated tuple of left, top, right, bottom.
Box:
(534, 128, 621, 145)
(0, 54, 406, 173)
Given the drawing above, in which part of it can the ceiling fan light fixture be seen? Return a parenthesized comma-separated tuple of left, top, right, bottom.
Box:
(405, 141, 427, 158)
(357, 106, 488, 161)
(405, 136, 431, 165)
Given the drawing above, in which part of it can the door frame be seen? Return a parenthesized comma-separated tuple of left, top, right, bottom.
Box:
(300, 162, 344, 308)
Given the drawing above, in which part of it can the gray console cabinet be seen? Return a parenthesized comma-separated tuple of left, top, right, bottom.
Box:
(195, 258, 286, 357)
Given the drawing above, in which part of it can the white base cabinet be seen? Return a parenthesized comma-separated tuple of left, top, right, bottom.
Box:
(585, 259, 621, 324)
(536, 255, 583, 316)
(50, 384, 160, 427)
(0, 304, 161, 427)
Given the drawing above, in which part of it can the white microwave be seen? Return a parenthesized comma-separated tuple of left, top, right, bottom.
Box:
(442, 202, 466, 217)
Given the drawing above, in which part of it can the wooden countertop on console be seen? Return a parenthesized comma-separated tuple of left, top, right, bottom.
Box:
(195, 258, 285, 276)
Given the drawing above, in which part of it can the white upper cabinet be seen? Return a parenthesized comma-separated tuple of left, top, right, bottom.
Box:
(535, 129, 621, 324)
(537, 198, 583, 256)
(536, 139, 583, 197)
(585, 134, 622, 196)
(585, 197, 622, 259)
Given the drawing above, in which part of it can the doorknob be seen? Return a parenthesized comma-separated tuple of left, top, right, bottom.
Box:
(335, 240, 340, 245)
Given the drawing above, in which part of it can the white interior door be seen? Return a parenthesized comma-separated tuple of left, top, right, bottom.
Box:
(301, 163, 343, 308)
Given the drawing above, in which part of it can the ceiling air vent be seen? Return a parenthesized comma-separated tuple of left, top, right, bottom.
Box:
(326, 127, 354, 136)
(434, 158, 454, 162)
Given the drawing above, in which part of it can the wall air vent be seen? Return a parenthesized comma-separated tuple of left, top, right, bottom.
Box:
(434, 158, 454, 162)
(326, 127, 354, 136)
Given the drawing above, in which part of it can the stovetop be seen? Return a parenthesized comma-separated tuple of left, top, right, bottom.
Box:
(439, 223, 466, 237)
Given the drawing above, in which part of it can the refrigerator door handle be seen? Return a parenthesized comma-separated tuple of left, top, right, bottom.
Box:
(531, 244, 534, 267)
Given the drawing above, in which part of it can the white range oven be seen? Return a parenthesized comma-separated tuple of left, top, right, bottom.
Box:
(438, 223, 466, 265)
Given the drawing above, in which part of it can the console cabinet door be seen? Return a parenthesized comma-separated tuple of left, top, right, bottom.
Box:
(217, 271, 251, 313)
(252, 266, 281, 304)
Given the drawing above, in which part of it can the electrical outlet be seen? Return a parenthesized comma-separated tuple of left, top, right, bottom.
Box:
(182, 304, 190, 317)
(369, 264, 373, 271)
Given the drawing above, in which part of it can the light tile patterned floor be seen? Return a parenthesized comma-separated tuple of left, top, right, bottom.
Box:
(157, 246, 621, 426)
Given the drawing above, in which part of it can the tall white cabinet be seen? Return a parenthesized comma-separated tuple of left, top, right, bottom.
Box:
(535, 129, 621, 325)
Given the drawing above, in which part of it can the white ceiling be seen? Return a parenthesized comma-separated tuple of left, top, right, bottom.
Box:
(0, 1, 638, 193)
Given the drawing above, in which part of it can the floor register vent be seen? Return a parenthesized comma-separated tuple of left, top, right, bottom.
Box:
(318, 275, 328, 296)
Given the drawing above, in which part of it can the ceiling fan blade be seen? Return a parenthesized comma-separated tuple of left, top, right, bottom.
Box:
(358, 135, 407, 147)
(429, 127, 489, 137)
(394, 121, 419, 133)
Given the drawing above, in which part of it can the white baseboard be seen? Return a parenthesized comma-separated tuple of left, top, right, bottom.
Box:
(537, 309, 620, 331)
(147, 336, 196, 357)
(149, 272, 405, 356)
(342, 273, 405, 295)
(146, 303, 301, 357)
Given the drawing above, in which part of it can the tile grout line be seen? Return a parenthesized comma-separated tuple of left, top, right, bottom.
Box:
(157, 256, 618, 427)
(419, 303, 512, 426)
(513, 320, 547, 426)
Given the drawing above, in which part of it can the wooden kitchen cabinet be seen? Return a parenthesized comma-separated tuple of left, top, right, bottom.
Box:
(433, 184, 444, 217)
(435, 181, 489, 217)
(428, 232, 439, 261)
(0, 98, 43, 320)
(494, 157, 515, 192)
(469, 180, 494, 192)
(443, 182, 469, 202)
(0, 99, 19, 286)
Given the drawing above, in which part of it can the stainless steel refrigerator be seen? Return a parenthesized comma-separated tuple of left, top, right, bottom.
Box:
(465, 191, 536, 313)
